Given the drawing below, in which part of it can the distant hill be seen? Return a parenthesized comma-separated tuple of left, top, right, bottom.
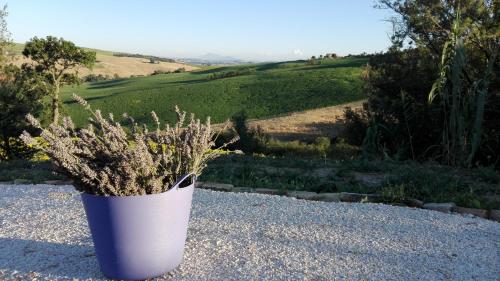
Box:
(198, 53, 242, 62)
(177, 53, 247, 66)
(9, 43, 198, 78)
(61, 57, 368, 128)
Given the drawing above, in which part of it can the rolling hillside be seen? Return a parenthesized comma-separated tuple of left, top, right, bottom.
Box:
(10, 43, 198, 78)
(60, 57, 368, 128)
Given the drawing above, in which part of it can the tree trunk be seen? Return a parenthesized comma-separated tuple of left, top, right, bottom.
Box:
(52, 82, 60, 125)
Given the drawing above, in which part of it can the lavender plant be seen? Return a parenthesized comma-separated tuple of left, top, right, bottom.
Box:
(20, 94, 236, 196)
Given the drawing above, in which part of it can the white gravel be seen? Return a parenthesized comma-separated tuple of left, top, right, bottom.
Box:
(0, 184, 499, 281)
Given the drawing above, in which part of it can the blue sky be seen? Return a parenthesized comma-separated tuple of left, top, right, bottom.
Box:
(6, 1, 393, 61)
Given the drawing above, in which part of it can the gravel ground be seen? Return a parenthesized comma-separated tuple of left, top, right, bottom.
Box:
(0, 184, 499, 281)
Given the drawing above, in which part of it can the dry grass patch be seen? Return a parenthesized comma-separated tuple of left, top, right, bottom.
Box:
(12, 53, 197, 78)
(247, 100, 364, 141)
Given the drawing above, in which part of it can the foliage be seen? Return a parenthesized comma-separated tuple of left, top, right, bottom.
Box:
(0, 5, 11, 67)
(113, 52, 175, 63)
(20, 94, 237, 196)
(256, 137, 359, 160)
(61, 57, 367, 128)
(22, 36, 96, 125)
(0, 65, 45, 159)
(206, 67, 255, 80)
(0, 159, 64, 183)
(199, 154, 500, 208)
(200, 154, 337, 193)
(151, 70, 172, 75)
(343, 0, 499, 167)
(83, 73, 112, 82)
(428, 10, 498, 167)
(340, 106, 368, 146)
(230, 111, 267, 153)
(264, 138, 330, 158)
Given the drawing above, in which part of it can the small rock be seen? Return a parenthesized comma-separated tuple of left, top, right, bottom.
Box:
(43, 179, 72, 185)
(312, 193, 341, 202)
(196, 182, 233, 192)
(340, 192, 379, 203)
(488, 209, 500, 222)
(233, 187, 253, 193)
(454, 207, 488, 219)
(423, 202, 456, 213)
(404, 198, 424, 208)
(287, 191, 319, 200)
(254, 188, 283, 195)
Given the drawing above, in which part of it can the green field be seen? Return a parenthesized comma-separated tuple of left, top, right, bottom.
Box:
(61, 57, 367, 127)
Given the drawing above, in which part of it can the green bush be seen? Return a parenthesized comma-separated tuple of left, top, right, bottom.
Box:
(83, 74, 111, 82)
(230, 111, 267, 154)
(206, 67, 255, 80)
(151, 70, 172, 76)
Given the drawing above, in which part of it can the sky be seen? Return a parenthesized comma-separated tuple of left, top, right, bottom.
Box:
(5, 0, 394, 61)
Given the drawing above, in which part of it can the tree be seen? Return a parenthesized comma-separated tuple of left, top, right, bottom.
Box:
(22, 36, 96, 125)
(344, 0, 499, 166)
(0, 5, 11, 67)
(0, 65, 45, 159)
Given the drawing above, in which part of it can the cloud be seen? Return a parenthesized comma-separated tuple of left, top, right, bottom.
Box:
(292, 49, 303, 56)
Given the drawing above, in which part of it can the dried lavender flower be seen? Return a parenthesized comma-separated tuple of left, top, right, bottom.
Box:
(21, 94, 237, 196)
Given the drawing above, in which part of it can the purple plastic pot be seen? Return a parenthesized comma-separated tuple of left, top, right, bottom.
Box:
(81, 173, 196, 280)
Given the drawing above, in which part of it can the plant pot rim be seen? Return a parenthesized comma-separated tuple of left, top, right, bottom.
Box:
(80, 173, 196, 199)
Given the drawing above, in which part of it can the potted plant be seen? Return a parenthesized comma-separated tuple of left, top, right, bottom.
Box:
(20, 94, 236, 280)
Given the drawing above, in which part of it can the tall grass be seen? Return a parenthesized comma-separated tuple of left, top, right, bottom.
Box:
(429, 10, 497, 167)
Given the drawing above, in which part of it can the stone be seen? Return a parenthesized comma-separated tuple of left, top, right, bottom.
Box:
(488, 209, 500, 222)
(287, 191, 319, 200)
(340, 192, 380, 203)
(454, 207, 489, 219)
(232, 187, 253, 193)
(312, 193, 341, 202)
(423, 202, 456, 213)
(44, 179, 73, 185)
(254, 188, 283, 195)
(197, 182, 233, 192)
(403, 198, 424, 208)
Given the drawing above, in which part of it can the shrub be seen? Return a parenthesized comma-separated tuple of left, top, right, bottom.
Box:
(0, 64, 45, 160)
(151, 70, 171, 76)
(339, 106, 368, 146)
(230, 111, 267, 153)
(173, 67, 185, 73)
(20, 94, 237, 196)
(83, 74, 111, 82)
(206, 67, 255, 80)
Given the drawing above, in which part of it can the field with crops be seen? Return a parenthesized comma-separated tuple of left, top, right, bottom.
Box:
(60, 57, 367, 127)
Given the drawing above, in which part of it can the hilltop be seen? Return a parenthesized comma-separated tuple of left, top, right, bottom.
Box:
(60, 57, 368, 129)
(9, 43, 198, 78)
